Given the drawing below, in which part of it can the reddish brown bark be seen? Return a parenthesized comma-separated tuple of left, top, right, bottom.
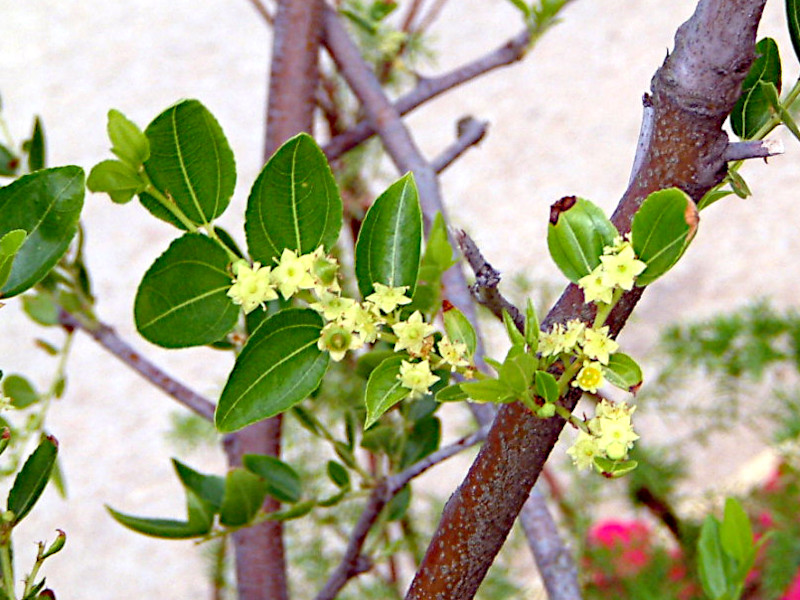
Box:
(405, 1, 766, 598)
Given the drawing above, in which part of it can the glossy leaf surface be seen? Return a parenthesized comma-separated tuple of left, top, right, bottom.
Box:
(631, 188, 698, 286)
(243, 454, 302, 504)
(443, 305, 477, 357)
(86, 159, 144, 204)
(107, 488, 213, 539)
(173, 459, 225, 512)
(789, 0, 800, 65)
(0, 167, 84, 297)
(7, 436, 57, 524)
(216, 308, 329, 432)
(547, 196, 618, 283)
(245, 133, 342, 264)
(731, 38, 781, 139)
(364, 355, 409, 429)
(134, 233, 238, 348)
(355, 173, 422, 298)
(144, 99, 235, 225)
(602, 352, 643, 393)
(0, 229, 26, 289)
(219, 468, 267, 527)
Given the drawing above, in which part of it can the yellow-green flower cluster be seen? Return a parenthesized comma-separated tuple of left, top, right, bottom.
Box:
(578, 238, 646, 305)
(566, 399, 639, 470)
(539, 320, 619, 365)
(227, 246, 340, 314)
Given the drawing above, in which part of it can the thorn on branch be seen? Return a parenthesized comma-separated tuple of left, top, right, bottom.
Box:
(723, 138, 784, 162)
(455, 230, 524, 331)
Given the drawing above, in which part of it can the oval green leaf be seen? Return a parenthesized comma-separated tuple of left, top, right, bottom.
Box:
(0, 229, 26, 289)
(547, 196, 618, 283)
(534, 370, 559, 404)
(7, 435, 58, 524)
(87, 159, 145, 204)
(243, 454, 302, 504)
(172, 459, 225, 512)
(631, 188, 698, 286)
(435, 383, 468, 403)
(24, 116, 46, 172)
(106, 488, 213, 539)
(731, 38, 781, 139)
(144, 99, 235, 226)
(134, 233, 239, 348)
(216, 308, 329, 433)
(219, 468, 268, 527)
(108, 109, 149, 167)
(355, 173, 423, 298)
(0, 166, 84, 298)
(364, 355, 410, 429)
(326, 461, 350, 489)
(443, 305, 477, 357)
(245, 133, 342, 264)
(3, 374, 39, 409)
(788, 0, 800, 65)
(603, 352, 643, 393)
(459, 378, 515, 404)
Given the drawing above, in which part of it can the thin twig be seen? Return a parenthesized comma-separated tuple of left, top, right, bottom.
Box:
(245, 0, 274, 24)
(58, 310, 216, 422)
(723, 138, 784, 161)
(455, 229, 524, 330)
(415, 0, 449, 33)
(432, 117, 488, 174)
(400, 0, 425, 32)
(314, 426, 489, 600)
(322, 26, 532, 161)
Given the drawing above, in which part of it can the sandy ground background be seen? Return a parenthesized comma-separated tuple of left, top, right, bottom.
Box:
(0, 0, 799, 597)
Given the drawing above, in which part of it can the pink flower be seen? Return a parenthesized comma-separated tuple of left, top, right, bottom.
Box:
(781, 569, 800, 600)
(589, 519, 650, 548)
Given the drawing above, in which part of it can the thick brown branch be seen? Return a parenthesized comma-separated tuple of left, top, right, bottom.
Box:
(58, 310, 216, 421)
(322, 26, 532, 161)
(406, 1, 766, 598)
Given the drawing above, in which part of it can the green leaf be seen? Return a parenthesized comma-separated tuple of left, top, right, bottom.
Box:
(172, 459, 225, 512)
(327, 461, 350, 489)
(534, 370, 559, 404)
(731, 38, 781, 139)
(720, 497, 753, 565)
(503, 310, 525, 347)
(86, 159, 145, 204)
(0, 229, 26, 289)
(524, 298, 540, 353)
(435, 383, 468, 402)
(243, 454, 302, 504)
(547, 196, 618, 283)
(498, 345, 537, 396)
(144, 99, 235, 226)
(23, 117, 46, 172)
(216, 308, 329, 433)
(7, 436, 58, 524)
(134, 233, 239, 348)
(364, 355, 410, 429)
(400, 416, 440, 468)
(0, 144, 19, 177)
(443, 305, 477, 357)
(107, 488, 213, 539)
(386, 485, 411, 521)
(460, 378, 515, 404)
(697, 188, 733, 211)
(505, 0, 532, 19)
(267, 499, 315, 521)
(3, 374, 39, 409)
(107, 109, 149, 167)
(726, 168, 752, 199)
(0, 167, 85, 298)
(245, 133, 342, 264)
(355, 173, 423, 298)
(424, 213, 457, 273)
(21, 291, 59, 326)
(631, 188, 698, 286)
(788, 0, 800, 65)
(219, 468, 268, 527)
(593, 457, 638, 478)
(698, 517, 730, 600)
(603, 352, 643, 393)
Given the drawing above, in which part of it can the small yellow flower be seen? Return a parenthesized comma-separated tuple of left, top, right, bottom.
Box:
(566, 431, 601, 470)
(309, 292, 356, 321)
(317, 321, 363, 361)
(342, 302, 383, 344)
(578, 265, 614, 305)
(538, 324, 565, 357)
(227, 260, 278, 314)
(593, 400, 638, 459)
(572, 360, 605, 393)
(307, 246, 341, 295)
(582, 326, 619, 365)
(563, 319, 587, 350)
(366, 283, 412, 314)
(392, 310, 435, 356)
(438, 336, 470, 370)
(599, 243, 646, 291)
(397, 359, 439, 398)
(271, 249, 315, 299)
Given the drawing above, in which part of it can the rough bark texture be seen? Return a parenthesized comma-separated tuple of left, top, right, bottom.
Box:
(405, 1, 766, 598)
(225, 2, 323, 600)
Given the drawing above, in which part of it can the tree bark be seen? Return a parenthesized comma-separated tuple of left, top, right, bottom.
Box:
(225, 2, 323, 600)
(405, 1, 767, 598)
